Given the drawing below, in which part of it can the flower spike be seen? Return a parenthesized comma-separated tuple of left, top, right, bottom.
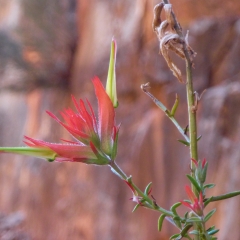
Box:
(0, 77, 119, 165)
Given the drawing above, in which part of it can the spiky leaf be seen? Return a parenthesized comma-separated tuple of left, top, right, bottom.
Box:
(204, 209, 216, 222)
(186, 175, 201, 193)
(158, 214, 166, 231)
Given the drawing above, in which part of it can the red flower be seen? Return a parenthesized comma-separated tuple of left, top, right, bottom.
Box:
(0, 77, 119, 165)
(181, 186, 203, 216)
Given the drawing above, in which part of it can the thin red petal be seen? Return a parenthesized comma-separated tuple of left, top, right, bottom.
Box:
(191, 158, 198, 167)
(93, 77, 115, 154)
(180, 201, 194, 212)
(79, 99, 95, 133)
(202, 158, 207, 168)
(199, 191, 204, 207)
(47, 110, 90, 142)
(147, 188, 153, 195)
(71, 95, 82, 113)
(185, 186, 196, 203)
(86, 99, 98, 131)
(89, 141, 98, 156)
(124, 180, 135, 194)
(60, 139, 80, 144)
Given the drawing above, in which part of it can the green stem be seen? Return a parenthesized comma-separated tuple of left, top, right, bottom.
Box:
(130, 181, 173, 216)
(183, 14, 200, 240)
(109, 161, 174, 217)
(109, 161, 128, 180)
(161, 0, 200, 238)
(186, 60, 198, 162)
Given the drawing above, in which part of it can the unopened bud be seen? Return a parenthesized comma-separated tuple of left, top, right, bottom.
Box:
(106, 37, 118, 108)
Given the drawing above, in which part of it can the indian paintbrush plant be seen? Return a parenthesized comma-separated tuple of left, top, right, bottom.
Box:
(0, 1, 240, 239)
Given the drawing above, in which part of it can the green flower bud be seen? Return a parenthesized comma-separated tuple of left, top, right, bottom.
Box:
(106, 37, 118, 108)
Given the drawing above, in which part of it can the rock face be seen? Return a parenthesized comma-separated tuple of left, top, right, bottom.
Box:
(0, 1, 240, 239)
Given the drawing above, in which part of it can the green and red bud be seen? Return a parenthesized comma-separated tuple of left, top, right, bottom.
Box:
(191, 158, 208, 185)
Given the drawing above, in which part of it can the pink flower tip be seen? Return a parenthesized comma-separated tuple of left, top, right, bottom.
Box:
(202, 158, 207, 168)
(191, 158, 198, 167)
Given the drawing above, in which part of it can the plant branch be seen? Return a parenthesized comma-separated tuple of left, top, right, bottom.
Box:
(165, 0, 198, 161)
(109, 161, 174, 217)
(204, 191, 240, 206)
(158, 1, 200, 238)
(141, 85, 189, 143)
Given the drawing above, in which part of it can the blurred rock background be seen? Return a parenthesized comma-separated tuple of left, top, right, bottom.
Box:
(0, 0, 240, 239)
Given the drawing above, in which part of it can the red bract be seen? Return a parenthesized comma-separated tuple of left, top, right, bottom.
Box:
(0, 77, 119, 165)
(181, 186, 203, 216)
(93, 77, 117, 155)
(191, 158, 207, 169)
(24, 136, 99, 164)
(202, 158, 207, 168)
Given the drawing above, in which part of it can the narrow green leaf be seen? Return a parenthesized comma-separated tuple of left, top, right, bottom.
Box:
(207, 226, 216, 232)
(158, 214, 166, 231)
(186, 217, 202, 223)
(208, 191, 240, 202)
(170, 94, 179, 116)
(144, 182, 152, 195)
(204, 183, 215, 189)
(185, 235, 193, 240)
(201, 162, 208, 183)
(170, 233, 181, 240)
(204, 196, 213, 207)
(186, 175, 201, 193)
(189, 230, 200, 235)
(184, 212, 189, 220)
(111, 129, 119, 160)
(180, 224, 193, 237)
(132, 204, 140, 212)
(197, 135, 202, 141)
(178, 139, 190, 146)
(201, 232, 211, 240)
(204, 209, 216, 222)
(173, 216, 182, 229)
(208, 229, 219, 235)
(170, 202, 182, 216)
